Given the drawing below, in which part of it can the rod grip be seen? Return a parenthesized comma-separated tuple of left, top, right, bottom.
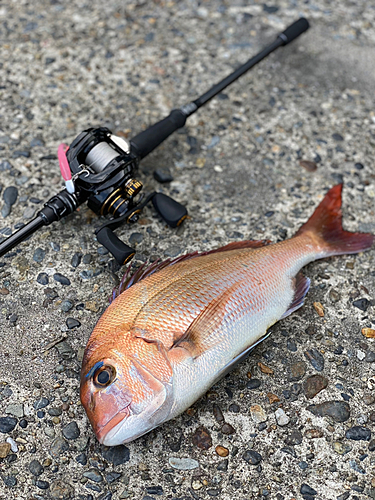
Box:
(131, 109, 187, 160)
(279, 17, 310, 45)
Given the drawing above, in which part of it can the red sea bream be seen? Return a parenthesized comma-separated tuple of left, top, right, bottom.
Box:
(80, 185, 374, 445)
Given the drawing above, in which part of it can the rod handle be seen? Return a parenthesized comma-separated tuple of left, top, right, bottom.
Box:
(278, 17, 310, 45)
(131, 109, 187, 160)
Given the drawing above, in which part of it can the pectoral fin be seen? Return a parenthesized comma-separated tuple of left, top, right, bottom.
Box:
(172, 283, 241, 358)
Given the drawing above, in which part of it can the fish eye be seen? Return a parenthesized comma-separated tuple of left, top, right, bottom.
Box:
(93, 365, 115, 388)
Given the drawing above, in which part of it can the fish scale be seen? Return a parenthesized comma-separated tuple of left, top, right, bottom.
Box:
(80, 185, 374, 445)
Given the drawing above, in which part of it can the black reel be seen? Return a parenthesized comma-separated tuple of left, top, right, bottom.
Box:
(66, 127, 188, 265)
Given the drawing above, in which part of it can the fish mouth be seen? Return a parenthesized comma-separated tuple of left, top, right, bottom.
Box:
(96, 406, 130, 444)
(99, 384, 171, 446)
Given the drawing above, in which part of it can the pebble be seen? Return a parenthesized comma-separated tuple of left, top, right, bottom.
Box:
(275, 408, 290, 426)
(106, 472, 122, 484)
(82, 254, 92, 264)
(213, 404, 224, 423)
(345, 426, 371, 441)
(168, 457, 199, 470)
(3, 475, 17, 487)
(66, 317, 81, 329)
(33, 247, 46, 263)
(71, 252, 82, 268)
(300, 484, 317, 496)
(287, 339, 297, 352)
(332, 133, 344, 141)
(5, 403, 24, 418)
(288, 361, 306, 381)
(23, 207, 35, 219)
(313, 302, 325, 317)
(221, 423, 236, 435)
(215, 445, 229, 457)
(305, 429, 324, 439)
(267, 393, 280, 404)
(6, 437, 17, 452)
(217, 459, 228, 472)
(329, 288, 340, 302)
(304, 349, 324, 371)
(49, 436, 69, 458)
(307, 401, 350, 422)
(250, 404, 267, 423)
(19, 419, 28, 428)
(352, 298, 370, 311)
(85, 301, 100, 312)
(299, 160, 317, 172)
(192, 426, 212, 450)
(83, 469, 103, 482)
(0, 416, 17, 433)
(101, 445, 130, 466)
(33, 397, 50, 410)
(55, 341, 75, 360)
(1, 204, 11, 217)
(243, 449, 262, 465)
(207, 488, 220, 496)
(61, 300, 74, 312)
(337, 493, 350, 500)
(29, 459, 44, 476)
(53, 273, 71, 286)
(37, 272, 49, 285)
(3, 186, 18, 206)
(76, 453, 88, 465)
(247, 379, 261, 389)
(62, 422, 80, 440)
(146, 486, 163, 495)
(0, 442, 11, 458)
(48, 407, 62, 417)
(303, 375, 328, 399)
(154, 168, 173, 183)
(50, 241, 60, 251)
(284, 429, 303, 446)
(36, 479, 50, 490)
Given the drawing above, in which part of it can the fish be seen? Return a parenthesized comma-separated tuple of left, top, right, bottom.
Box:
(80, 184, 374, 446)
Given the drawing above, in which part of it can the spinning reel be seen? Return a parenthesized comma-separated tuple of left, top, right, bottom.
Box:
(0, 18, 309, 265)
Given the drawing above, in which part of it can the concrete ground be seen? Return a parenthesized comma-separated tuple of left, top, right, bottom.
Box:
(0, 1, 374, 499)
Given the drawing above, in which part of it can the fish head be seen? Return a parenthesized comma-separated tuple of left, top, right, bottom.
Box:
(80, 330, 173, 446)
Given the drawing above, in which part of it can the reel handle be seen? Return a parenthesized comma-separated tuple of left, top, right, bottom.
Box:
(96, 227, 135, 266)
(152, 193, 187, 228)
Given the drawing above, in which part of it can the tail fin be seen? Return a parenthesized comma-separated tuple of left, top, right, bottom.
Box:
(295, 184, 374, 257)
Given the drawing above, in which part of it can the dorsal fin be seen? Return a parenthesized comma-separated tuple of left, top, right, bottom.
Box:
(110, 239, 272, 302)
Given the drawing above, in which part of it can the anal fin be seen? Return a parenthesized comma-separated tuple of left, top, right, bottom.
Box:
(281, 272, 311, 319)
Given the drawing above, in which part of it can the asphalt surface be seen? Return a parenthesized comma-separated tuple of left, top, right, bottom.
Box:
(0, 1, 374, 499)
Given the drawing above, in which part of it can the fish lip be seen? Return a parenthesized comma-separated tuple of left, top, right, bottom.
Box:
(96, 406, 130, 444)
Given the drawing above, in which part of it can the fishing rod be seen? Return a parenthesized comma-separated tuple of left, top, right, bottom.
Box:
(0, 18, 309, 266)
